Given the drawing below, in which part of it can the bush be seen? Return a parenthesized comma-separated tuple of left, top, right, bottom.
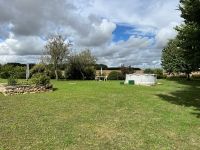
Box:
(30, 63, 46, 77)
(30, 73, 50, 85)
(7, 77, 18, 86)
(108, 71, 122, 80)
(144, 68, 164, 79)
(14, 66, 26, 79)
(144, 68, 154, 74)
(153, 68, 163, 79)
(84, 66, 96, 80)
(64, 66, 82, 79)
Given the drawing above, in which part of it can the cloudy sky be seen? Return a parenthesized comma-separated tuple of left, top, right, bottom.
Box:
(0, 0, 182, 69)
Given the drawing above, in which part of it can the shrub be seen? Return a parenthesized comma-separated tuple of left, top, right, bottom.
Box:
(14, 66, 26, 79)
(84, 66, 96, 80)
(108, 71, 122, 80)
(30, 73, 50, 85)
(64, 66, 82, 79)
(153, 68, 163, 79)
(30, 63, 46, 77)
(144, 68, 154, 74)
(7, 77, 18, 86)
(144, 68, 164, 79)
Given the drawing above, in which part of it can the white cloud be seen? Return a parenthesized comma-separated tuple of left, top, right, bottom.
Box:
(0, 35, 45, 55)
(0, 0, 182, 69)
(154, 22, 179, 49)
(75, 19, 116, 47)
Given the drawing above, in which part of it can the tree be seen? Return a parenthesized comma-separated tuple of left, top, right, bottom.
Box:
(143, 68, 154, 74)
(94, 64, 108, 70)
(174, 0, 200, 69)
(161, 38, 195, 80)
(153, 68, 163, 79)
(0, 64, 14, 79)
(120, 64, 135, 79)
(41, 34, 71, 81)
(84, 66, 96, 80)
(68, 49, 97, 80)
(108, 71, 122, 80)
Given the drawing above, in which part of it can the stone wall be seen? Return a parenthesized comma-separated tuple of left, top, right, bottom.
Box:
(1, 84, 53, 96)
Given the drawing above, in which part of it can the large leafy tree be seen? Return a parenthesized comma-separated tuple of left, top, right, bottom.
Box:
(68, 49, 97, 80)
(175, 0, 200, 69)
(161, 38, 195, 80)
(41, 34, 71, 81)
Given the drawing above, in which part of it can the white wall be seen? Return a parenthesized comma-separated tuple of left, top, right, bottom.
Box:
(125, 74, 157, 85)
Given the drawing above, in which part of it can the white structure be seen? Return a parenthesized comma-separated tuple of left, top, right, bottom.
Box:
(125, 74, 157, 85)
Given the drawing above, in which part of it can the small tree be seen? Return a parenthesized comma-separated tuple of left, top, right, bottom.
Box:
(68, 49, 97, 80)
(108, 71, 122, 80)
(41, 34, 71, 81)
(120, 64, 135, 79)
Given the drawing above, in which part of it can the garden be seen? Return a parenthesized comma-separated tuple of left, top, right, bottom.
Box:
(0, 78, 200, 149)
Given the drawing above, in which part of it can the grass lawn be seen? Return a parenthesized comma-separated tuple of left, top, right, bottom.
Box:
(0, 78, 200, 149)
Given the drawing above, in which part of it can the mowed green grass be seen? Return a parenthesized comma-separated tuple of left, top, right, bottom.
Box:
(0, 79, 200, 150)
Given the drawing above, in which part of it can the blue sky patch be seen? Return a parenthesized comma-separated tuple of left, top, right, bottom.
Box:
(113, 24, 157, 42)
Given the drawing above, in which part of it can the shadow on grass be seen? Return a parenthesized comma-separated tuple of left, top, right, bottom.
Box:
(53, 88, 58, 91)
(157, 78, 200, 118)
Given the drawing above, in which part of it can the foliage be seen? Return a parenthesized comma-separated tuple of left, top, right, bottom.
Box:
(29, 63, 63, 79)
(153, 68, 163, 79)
(49, 69, 63, 79)
(143, 68, 163, 79)
(64, 66, 82, 79)
(68, 49, 97, 80)
(143, 68, 154, 74)
(108, 71, 122, 80)
(41, 34, 71, 81)
(94, 64, 108, 70)
(84, 66, 96, 80)
(14, 66, 26, 79)
(30, 63, 46, 77)
(7, 77, 18, 86)
(161, 38, 195, 80)
(174, 0, 200, 69)
(64, 65, 96, 80)
(0, 64, 14, 79)
(120, 64, 135, 79)
(30, 73, 50, 85)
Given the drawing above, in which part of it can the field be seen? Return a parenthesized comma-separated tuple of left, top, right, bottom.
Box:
(0, 78, 200, 149)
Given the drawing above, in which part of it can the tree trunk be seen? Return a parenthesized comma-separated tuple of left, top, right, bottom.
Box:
(55, 69, 58, 81)
(186, 73, 190, 81)
(81, 71, 85, 80)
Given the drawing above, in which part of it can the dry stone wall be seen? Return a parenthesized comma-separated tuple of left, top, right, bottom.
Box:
(1, 84, 53, 96)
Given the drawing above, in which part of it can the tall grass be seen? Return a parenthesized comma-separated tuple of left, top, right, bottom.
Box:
(0, 79, 200, 149)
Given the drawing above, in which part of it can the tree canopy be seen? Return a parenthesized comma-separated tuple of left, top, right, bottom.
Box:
(41, 34, 71, 81)
(67, 49, 97, 80)
(120, 64, 135, 79)
(161, 38, 195, 80)
(174, 0, 200, 69)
